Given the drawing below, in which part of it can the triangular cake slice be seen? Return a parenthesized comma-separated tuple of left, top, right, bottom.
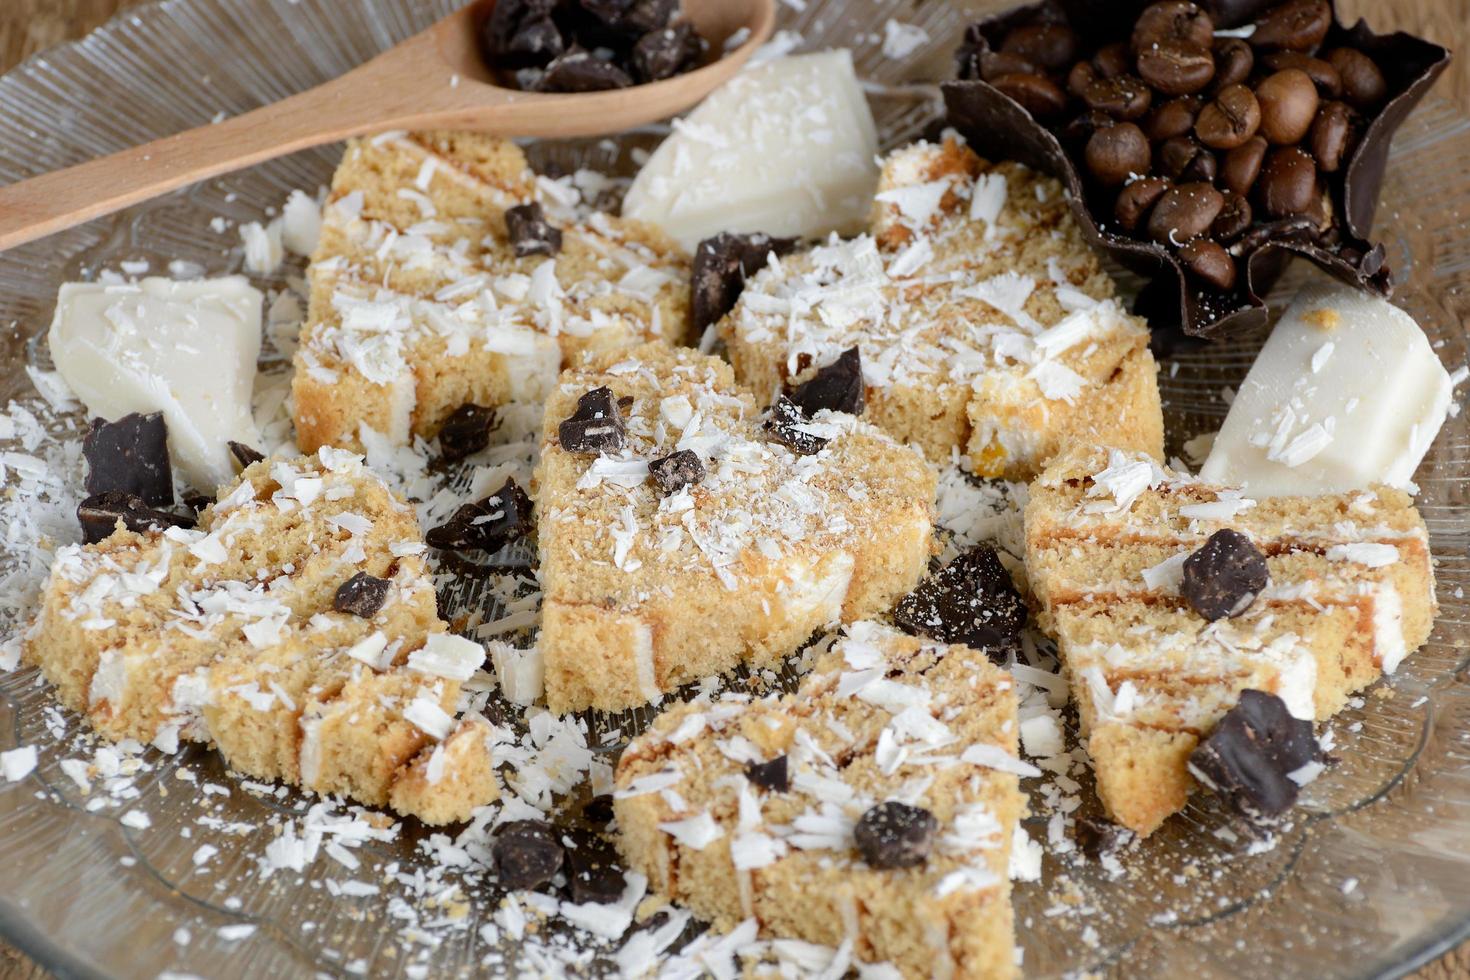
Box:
(720, 136, 1163, 480)
(534, 343, 936, 713)
(614, 621, 1026, 979)
(26, 448, 497, 825)
(1025, 446, 1436, 835)
(294, 131, 690, 452)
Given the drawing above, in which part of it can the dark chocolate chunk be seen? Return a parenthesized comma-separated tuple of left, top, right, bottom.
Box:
(505, 202, 563, 259)
(1181, 528, 1269, 621)
(622, 0, 678, 35)
(438, 404, 498, 463)
(633, 21, 705, 83)
(333, 572, 391, 619)
(854, 801, 937, 870)
(786, 347, 865, 417)
(763, 396, 827, 456)
(182, 491, 214, 513)
(1075, 815, 1132, 859)
(563, 829, 627, 905)
(228, 441, 264, 469)
(744, 755, 789, 793)
(537, 49, 634, 93)
(690, 232, 798, 334)
(426, 478, 535, 553)
(1188, 689, 1321, 822)
(77, 491, 195, 545)
(480, 0, 563, 68)
(581, 794, 616, 825)
(649, 450, 705, 495)
(558, 386, 626, 455)
(492, 820, 565, 890)
(83, 413, 173, 507)
(893, 545, 1027, 656)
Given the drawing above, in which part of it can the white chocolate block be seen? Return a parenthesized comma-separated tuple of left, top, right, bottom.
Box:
(1202, 283, 1451, 497)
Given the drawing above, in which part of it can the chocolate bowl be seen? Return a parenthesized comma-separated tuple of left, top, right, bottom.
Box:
(942, 0, 1449, 338)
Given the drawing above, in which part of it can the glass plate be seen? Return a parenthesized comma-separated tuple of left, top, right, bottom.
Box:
(0, 1, 1467, 977)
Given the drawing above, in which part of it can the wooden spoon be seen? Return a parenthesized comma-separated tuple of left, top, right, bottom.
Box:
(0, 0, 775, 252)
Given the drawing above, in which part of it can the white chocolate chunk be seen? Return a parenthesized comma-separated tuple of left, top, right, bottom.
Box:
(1202, 283, 1451, 496)
(48, 276, 264, 491)
(623, 52, 879, 250)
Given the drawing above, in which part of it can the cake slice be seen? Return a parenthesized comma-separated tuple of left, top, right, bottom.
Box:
(614, 621, 1026, 979)
(25, 448, 498, 824)
(293, 130, 690, 452)
(534, 343, 935, 713)
(719, 136, 1163, 480)
(1024, 446, 1436, 835)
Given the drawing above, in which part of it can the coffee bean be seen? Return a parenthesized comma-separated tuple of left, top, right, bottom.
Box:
(1310, 100, 1357, 172)
(854, 802, 937, 870)
(1221, 135, 1268, 195)
(1138, 41, 1215, 96)
(1062, 109, 1116, 146)
(1114, 176, 1172, 231)
(1093, 42, 1130, 79)
(1249, 0, 1331, 52)
(1326, 48, 1388, 111)
(1081, 74, 1153, 120)
(1256, 69, 1319, 144)
(1179, 239, 1237, 290)
(1196, 84, 1261, 149)
(1158, 136, 1215, 182)
(1148, 182, 1224, 243)
(1086, 123, 1151, 185)
(1145, 96, 1201, 140)
(1183, 145, 1217, 182)
(1262, 52, 1341, 97)
(981, 50, 1039, 81)
(1211, 37, 1254, 90)
(1258, 146, 1319, 217)
(1211, 190, 1254, 243)
(1131, 2, 1214, 53)
(991, 72, 1067, 118)
(1001, 22, 1079, 71)
(1067, 60, 1097, 97)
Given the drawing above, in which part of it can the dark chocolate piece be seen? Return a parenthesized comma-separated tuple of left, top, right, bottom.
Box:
(1075, 815, 1132, 859)
(480, 0, 563, 68)
(649, 450, 705, 495)
(562, 829, 628, 905)
(744, 755, 789, 793)
(581, 794, 616, 825)
(538, 49, 634, 93)
(854, 802, 937, 870)
(83, 413, 173, 507)
(559, 386, 627, 455)
(690, 232, 798, 334)
(893, 545, 1027, 656)
(633, 21, 705, 83)
(182, 491, 214, 513)
(1181, 528, 1269, 621)
(228, 441, 265, 469)
(786, 347, 865, 417)
(77, 491, 195, 545)
(425, 478, 535, 553)
(1188, 688, 1321, 821)
(763, 396, 827, 456)
(333, 572, 391, 619)
(438, 404, 498, 463)
(505, 202, 564, 258)
(492, 820, 565, 890)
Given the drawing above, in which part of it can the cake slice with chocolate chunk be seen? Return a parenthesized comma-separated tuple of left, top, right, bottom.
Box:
(293, 130, 690, 453)
(1024, 446, 1436, 836)
(534, 343, 936, 713)
(25, 448, 498, 825)
(614, 621, 1027, 979)
(719, 135, 1164, 480)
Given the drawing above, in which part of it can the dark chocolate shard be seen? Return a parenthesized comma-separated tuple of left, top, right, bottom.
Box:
(1075, 815, 1133, 859)
(506, 202, 564, 259)
(581, 794, 615, 825)
(492, 820, 565, 891)
(559, 386, 627, 455)
(83, 413, 174, 507)
(333, 572, 391, 619)
(228, 441, 265, 469)
(744, 755, 789, 793)
(649, 449, 705, 495)
(690, 232, 799, 334)
(426, 478, 535, 553)
(763, 396, 827, 456)
(438, 404, 498, 463)
(854, 801, 937, 870)
(562, 828, 628, 905)
(537, 49, 634, 93)
(77, 491, 196, 545)
(1181, 528, 1270, 621)
(943, 0, 1448, 338)
(480, 0, 563, 68)
(786, 347, 865, 417)
(893, 545, 1027, 656)
(182, 491, 215, 513)
(1188, 689, 1321, 822)
(633, 21, 705, 83)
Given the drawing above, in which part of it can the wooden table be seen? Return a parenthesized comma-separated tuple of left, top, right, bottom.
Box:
(2, 0, 1468, 977)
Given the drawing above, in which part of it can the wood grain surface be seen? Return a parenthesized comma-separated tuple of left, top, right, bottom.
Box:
(1, 0, 1467, 978)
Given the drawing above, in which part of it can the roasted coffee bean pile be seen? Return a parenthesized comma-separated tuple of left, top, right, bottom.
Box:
(959, 0, 1390, 296)
(479, 0, 707, 93)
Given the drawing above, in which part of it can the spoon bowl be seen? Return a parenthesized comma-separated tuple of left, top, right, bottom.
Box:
(0, 0, 776, 251)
